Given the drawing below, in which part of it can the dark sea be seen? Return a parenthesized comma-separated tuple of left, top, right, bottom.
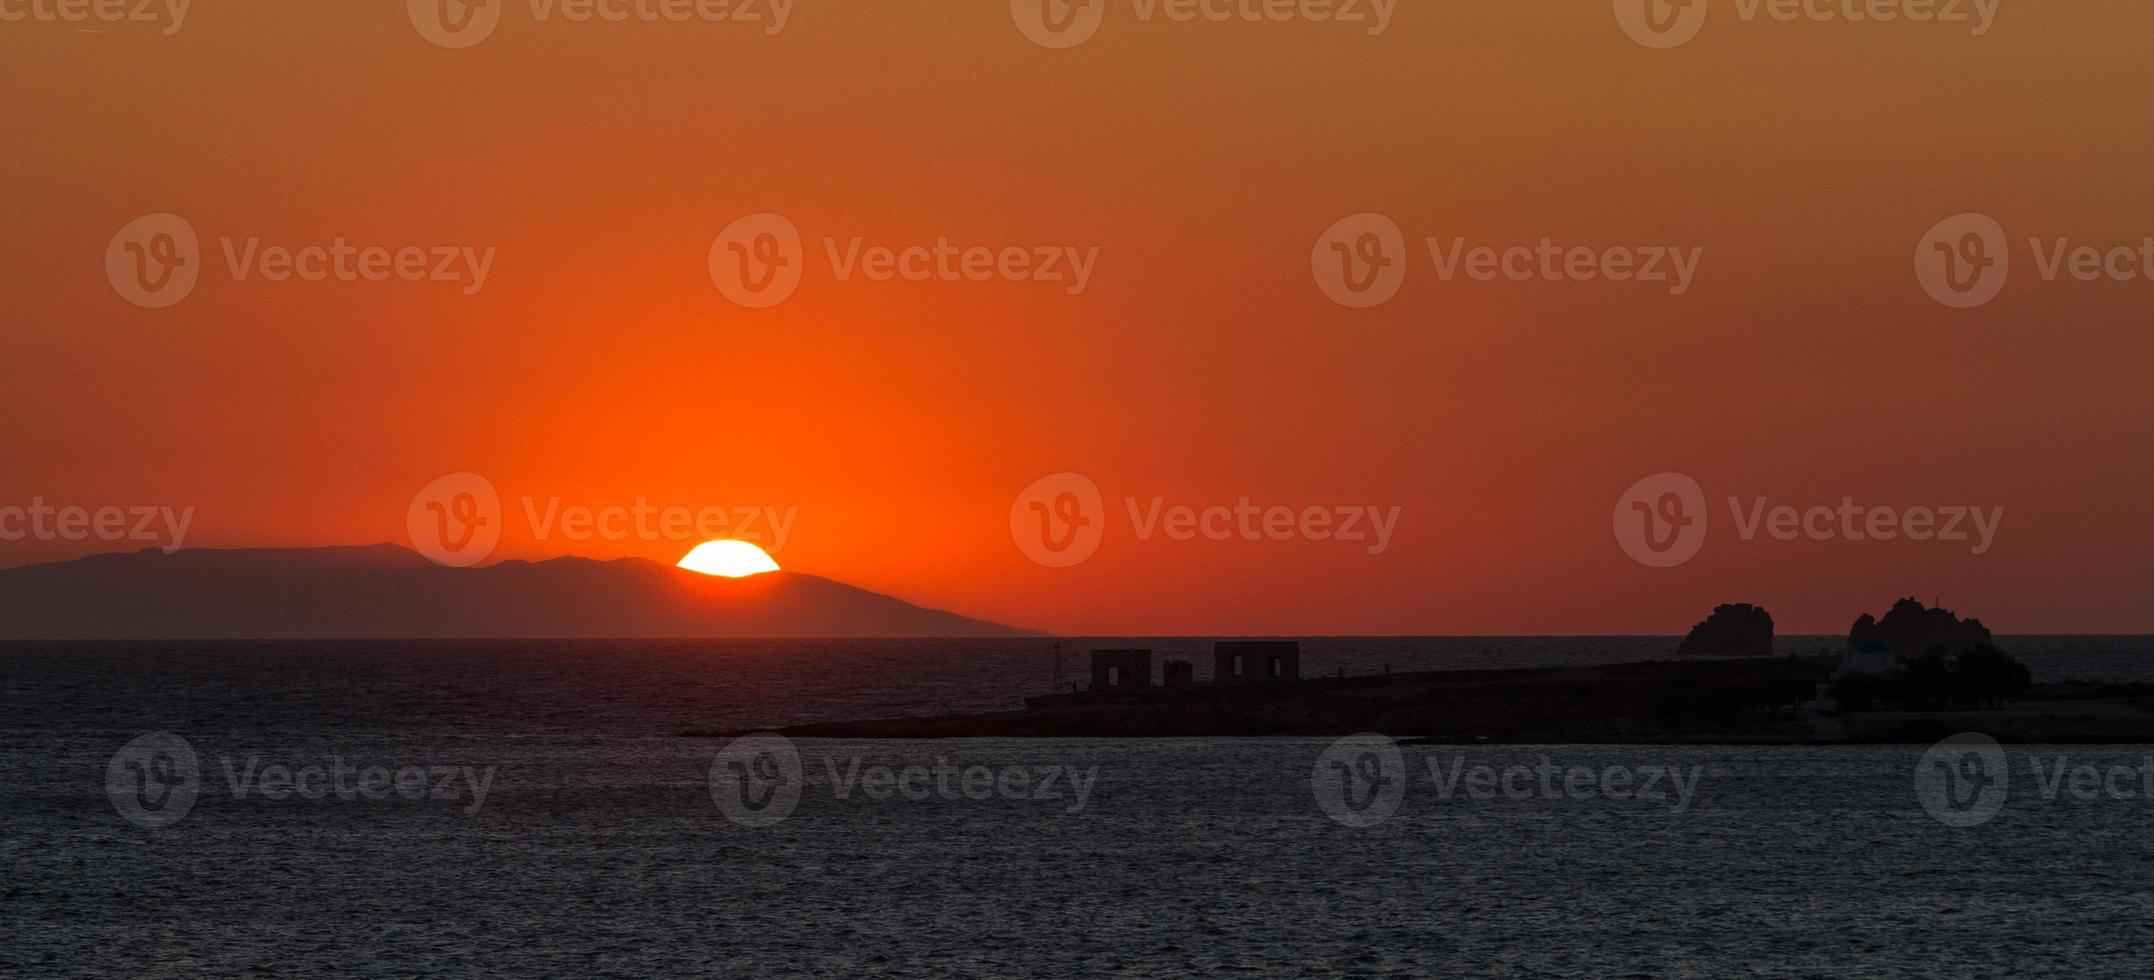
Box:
(6, 636, 2153, 978)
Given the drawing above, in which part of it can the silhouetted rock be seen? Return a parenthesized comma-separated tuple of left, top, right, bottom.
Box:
(1676, 603, 1774, 659)
(0, 545, 1039, 639)
(1847, 598, 1993, 658)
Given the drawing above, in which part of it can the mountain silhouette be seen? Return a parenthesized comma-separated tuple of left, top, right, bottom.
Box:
(0, 545, 1038, 639)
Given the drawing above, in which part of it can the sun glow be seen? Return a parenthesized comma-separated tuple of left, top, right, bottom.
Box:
(676, 540, 782, 578)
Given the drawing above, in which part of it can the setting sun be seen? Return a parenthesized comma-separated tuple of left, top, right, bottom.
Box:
(675, 540, 781, 578)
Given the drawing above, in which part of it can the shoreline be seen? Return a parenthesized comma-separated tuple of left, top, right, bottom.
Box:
(687, 656, 2154, 744)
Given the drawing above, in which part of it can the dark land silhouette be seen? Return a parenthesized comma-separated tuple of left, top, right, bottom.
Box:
(1849, 597, 1995, 657)
(1677, 603, 1775, 659)
(722, 651, 2145, 743)
(0, 545, 1036, 639)
(705, 613, 2134, 743)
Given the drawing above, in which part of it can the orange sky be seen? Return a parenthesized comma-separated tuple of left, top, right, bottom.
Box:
(4, 2, 2152, 635)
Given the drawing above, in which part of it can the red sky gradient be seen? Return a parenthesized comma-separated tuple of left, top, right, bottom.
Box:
(4, 3, 2152, 635)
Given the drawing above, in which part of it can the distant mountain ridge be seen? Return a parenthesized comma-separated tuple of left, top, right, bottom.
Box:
(0, 545, 1038, 640)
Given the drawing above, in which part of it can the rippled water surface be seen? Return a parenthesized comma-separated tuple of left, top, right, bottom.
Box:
(5, 637, 2152, 977)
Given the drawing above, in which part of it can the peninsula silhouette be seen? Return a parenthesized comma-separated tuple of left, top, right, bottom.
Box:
(0, 545, 1036, 640)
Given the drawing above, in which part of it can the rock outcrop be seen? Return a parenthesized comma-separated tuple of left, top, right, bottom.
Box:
(1847, 598, 1993, 658)
(1676, 603, 1775, 659)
